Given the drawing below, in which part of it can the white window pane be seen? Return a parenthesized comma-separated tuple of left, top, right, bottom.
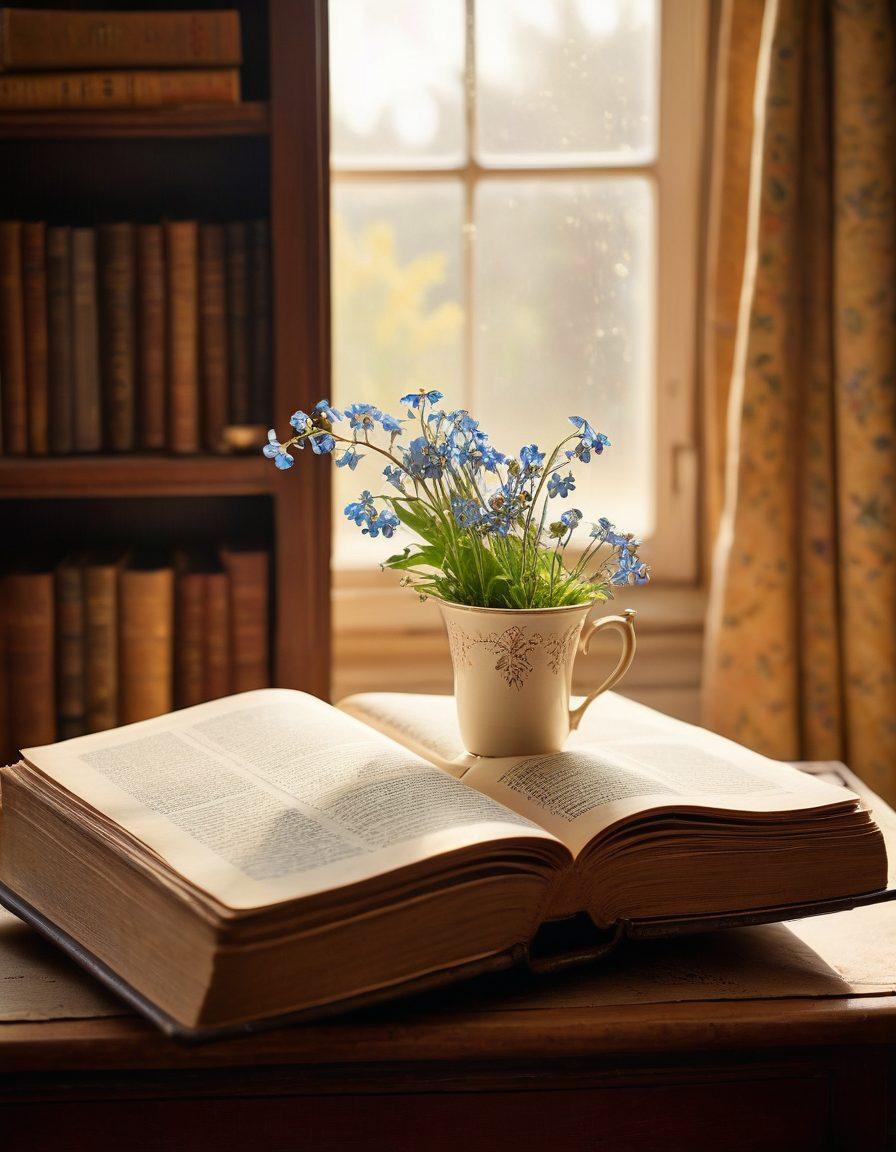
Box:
(332, 181, 465, 561)
(476, 0, 658, 166)
(474, 177, 655, 536)
(330, 0, 465, 169)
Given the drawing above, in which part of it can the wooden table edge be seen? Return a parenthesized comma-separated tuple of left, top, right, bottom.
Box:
(4, 994, 896, 1073)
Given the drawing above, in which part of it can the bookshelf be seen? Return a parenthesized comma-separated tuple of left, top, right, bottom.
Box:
(0, 1, 331, 711)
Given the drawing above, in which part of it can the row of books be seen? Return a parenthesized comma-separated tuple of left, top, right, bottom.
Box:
(0, 8, 242, 110)
(0, 546, 270, 763)
(0, 218, 271, 456)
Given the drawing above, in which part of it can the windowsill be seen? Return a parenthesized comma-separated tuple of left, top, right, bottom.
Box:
(331, 570, 707, 721)
(333, 566, 706, 634)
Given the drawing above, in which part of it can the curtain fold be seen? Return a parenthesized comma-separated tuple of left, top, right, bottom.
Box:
(703, 0, 896, 799)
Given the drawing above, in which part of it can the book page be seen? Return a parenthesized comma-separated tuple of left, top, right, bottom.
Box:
(21, 690, 560, 910)
(338, 690, 680, 776)
(0, 907, 124, 1022)
(340, 693, 861, 856)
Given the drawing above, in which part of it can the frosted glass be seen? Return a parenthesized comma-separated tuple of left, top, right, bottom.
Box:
(476, 0, 658, 165)
(332, 182, 465, 558)
(473, 177, 655, 535)
(330, 0, 466, 168)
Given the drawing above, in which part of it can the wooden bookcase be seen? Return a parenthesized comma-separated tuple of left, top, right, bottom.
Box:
(0, 0, 331, 700)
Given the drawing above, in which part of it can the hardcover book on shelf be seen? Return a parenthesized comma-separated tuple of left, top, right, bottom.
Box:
(2, 566, 55, 750)
(98, 223, 136, 453)
(0, 689, 892, 1040)
(0, 219, 27, 455)
(22, 221, 48, 456)
(220, 544, 269, 692)
(0, 9, 242, 72)
(70, 227, 102, 453)
(83, 549, 123, 733)
(165, 220, 200, 454)
(0, 69, 241, 111)
(136, 224, 166, 452)
(198, 223, 229, 453)
(55, 555, 86, 741)
(118, 553, 174, 725)
(46, 225, 74, 453)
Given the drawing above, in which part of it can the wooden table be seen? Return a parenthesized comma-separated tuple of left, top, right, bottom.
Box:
(2, 921, 896, 1152)
(4, 759, 895, 1151)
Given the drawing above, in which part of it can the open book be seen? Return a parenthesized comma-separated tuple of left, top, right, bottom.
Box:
(0, 689, 890, 1039)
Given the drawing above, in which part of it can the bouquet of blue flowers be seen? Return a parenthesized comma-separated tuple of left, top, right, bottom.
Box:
(264, 390, 650, 609)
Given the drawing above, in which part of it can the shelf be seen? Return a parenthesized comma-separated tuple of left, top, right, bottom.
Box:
(0, 102, 270, 140)
(0, 454, 277, 499)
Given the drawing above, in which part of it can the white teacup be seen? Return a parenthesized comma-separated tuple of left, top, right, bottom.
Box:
(437, 600, 637, 758)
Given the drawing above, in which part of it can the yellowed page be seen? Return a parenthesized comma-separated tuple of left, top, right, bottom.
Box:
(339, 693, 861, 856)
(21, 690, 558, 911)
(0, 908, 124, 1021)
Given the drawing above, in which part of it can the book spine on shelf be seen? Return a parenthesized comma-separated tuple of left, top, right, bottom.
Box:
(220, 547, 270, 692)
(136, 224, 166, 451)
(175, 570, 206, 709)
(204, 569, 231, 700)
(0, 221, 27, 455)
(98, 223, 135, 452)
(0, 69, 241, 110)
(198, 223, 229, 453)
(70, 227, 102, 453)
(46, 225, 73, 455)
(225, 222, 250, 425)
(3, 571, 56, 750)
(248, 219, 272, 427)
(22, 221, 48, 456)
(55, 558, 86, 740)
(0, 9, 243, 71)
(84, 558, 119, 732)
(119, 562, 174, 724)
(166, 221, 199, 454)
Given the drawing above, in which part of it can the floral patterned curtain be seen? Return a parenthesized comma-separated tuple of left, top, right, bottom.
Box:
(703, 0, 896, 799)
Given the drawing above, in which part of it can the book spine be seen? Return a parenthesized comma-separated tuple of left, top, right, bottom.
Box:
(0, 221, 27, 455)
(198, 223, 229, 453)
(0, 69, 241, 110)
(0, 10, 242, 71)
(136, 224, 166, 451)
(119, 565, 174, 725)
(166, 221, 199, 454)
(46, 226, 73, 455)
(70, 227, 102, 453)
(4, 572, 55, 750)
(55, 560, 86, 740)
(225, 222, 250, 425)
(248, 219, 272, 426)
(221, 548, 270, 692)
(98, 223, 135, 452)
(84, 561, 118, 732)
(22, 221, 48, 456)
(203, 570, 231, 700)
(175, 571, 205, 709)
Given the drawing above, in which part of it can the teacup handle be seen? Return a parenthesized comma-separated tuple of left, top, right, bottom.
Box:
(568, 609, 637, 732)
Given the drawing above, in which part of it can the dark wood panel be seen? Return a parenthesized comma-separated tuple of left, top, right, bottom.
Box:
(2, 136, 270, 222)
(269, 0, 331, 699)
(0, 455, 274, 499)
(0, 494, 273, 552)
(0, 1077, 835, 1152)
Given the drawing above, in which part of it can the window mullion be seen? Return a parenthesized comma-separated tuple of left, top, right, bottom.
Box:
(463, 0, 477, 412)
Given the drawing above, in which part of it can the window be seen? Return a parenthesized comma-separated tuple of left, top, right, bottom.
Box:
(329, 0, 705, 583)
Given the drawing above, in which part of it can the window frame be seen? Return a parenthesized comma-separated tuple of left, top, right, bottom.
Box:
(329, 0, 708, 589)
